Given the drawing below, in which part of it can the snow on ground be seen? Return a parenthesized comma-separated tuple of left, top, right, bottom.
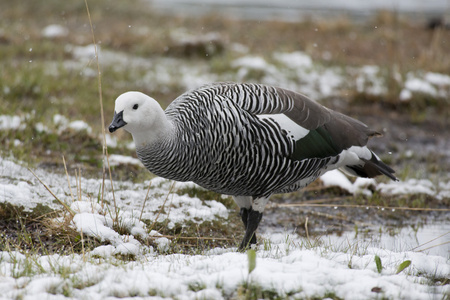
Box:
(41, 24, 69, 39)
(0, 115, 24, 130)
(0, 113, 92, 135)
(40, 43, 450, 102)
(0, 231, 448, 299)
(0, 157, 228, 227)
(321, 169, 450, 201)
(4, 39, 449, 105)
(0, 156, 449, 299)
(400, 71, 450, 101)
(107, 154, 142, 167)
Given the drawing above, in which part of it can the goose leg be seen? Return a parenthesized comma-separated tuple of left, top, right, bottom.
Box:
(237, 197, 269, 251)
(233, 196, 252, 232)
(233, 196, 256, 249)
(239, 208, 262, 251)
(239, 207, 257, 244)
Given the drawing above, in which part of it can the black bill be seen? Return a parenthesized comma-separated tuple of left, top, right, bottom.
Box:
(109, 110, 127, 133)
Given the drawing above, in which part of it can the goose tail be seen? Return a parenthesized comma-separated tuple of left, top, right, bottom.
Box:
(341, 151, 398, 181)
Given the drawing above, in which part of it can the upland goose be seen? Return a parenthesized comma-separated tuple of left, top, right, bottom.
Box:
(109, 82, 397, 251)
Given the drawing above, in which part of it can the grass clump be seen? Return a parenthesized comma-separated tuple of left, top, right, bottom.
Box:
(0, 202, 105, 256)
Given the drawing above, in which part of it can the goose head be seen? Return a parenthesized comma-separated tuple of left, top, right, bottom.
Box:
(109, 91, 171, 147)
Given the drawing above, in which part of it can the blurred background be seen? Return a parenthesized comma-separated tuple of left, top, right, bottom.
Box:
(151, 0, 450, 22)
(1, 0, 449, 177)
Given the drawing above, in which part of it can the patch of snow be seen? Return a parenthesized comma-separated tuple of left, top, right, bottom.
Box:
(91, 245, 116, 258)
(0, 156, 228, 235)
(320, 169, 374, 195)
(404, 77, 437, 96)
(232, 56, 269, 70)
(0, 233, 448, 299)
(321, 169, 450, 202)
(317, 68, 343, 96)
(103, 133, 118, 148)
(155, 237, 170, 252)
(399, 70, 450, 100)
(71, 209, 145, 256)
(377, 179, 436, 196)
(24, 277, 65, 295)
(0, 115, 24, 130)
(355, 65, 387, 95)
(399, 88, 412, 101)
(108, 154, 142, 167)
(438, 181, 450, 200)
(68, 120, 92, 133)
(53, 114, 69, 127)
(41, 24, 69, 38)
(0, 158, 63, 211)
(72, 212, 118, 241)
(71, 44, 99, 61)
(52, 114, 92, 133)
(180, 69, 216, 90)
(115, 242, 141, 256)
(68, 44, 154, 74)
(34, 122, 49, 133)
(126, 141, 136, 150)
(424, 72, 450, 86)
(273, 51, 313, 69)
(231, 55, 279, 82)
(0, 114, 91, 134)
(70, 200, 103, 214)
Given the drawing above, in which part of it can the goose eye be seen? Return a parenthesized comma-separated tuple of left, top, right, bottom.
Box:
(133, 104, 139, 110)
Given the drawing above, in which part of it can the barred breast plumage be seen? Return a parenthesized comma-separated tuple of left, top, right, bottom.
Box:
(109, 82, 397, 251)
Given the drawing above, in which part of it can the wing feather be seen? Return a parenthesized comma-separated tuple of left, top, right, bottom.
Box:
(172, 82, 381, 155)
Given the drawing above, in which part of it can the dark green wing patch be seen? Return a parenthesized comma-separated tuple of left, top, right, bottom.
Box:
(291, 126, 341, 161)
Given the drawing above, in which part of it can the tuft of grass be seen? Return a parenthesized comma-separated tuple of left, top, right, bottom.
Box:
(237, 282, 285, 300)
(188, 281, 207, 292)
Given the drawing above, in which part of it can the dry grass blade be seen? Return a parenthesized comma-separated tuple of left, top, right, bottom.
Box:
(75, 168, 82, 202)
(411, 230, 450, 251)
(147, 182, 176, 234)
(274, 203, 450, 212)
(84, 0, 118, 221)
(27, 168, 75, 217)
(305, 216, 310, 245)
(62, 155, 75, 203)
(139, 181, 152, 222)
(150, 234, 232, 241)
(416, 241, 450, 253)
